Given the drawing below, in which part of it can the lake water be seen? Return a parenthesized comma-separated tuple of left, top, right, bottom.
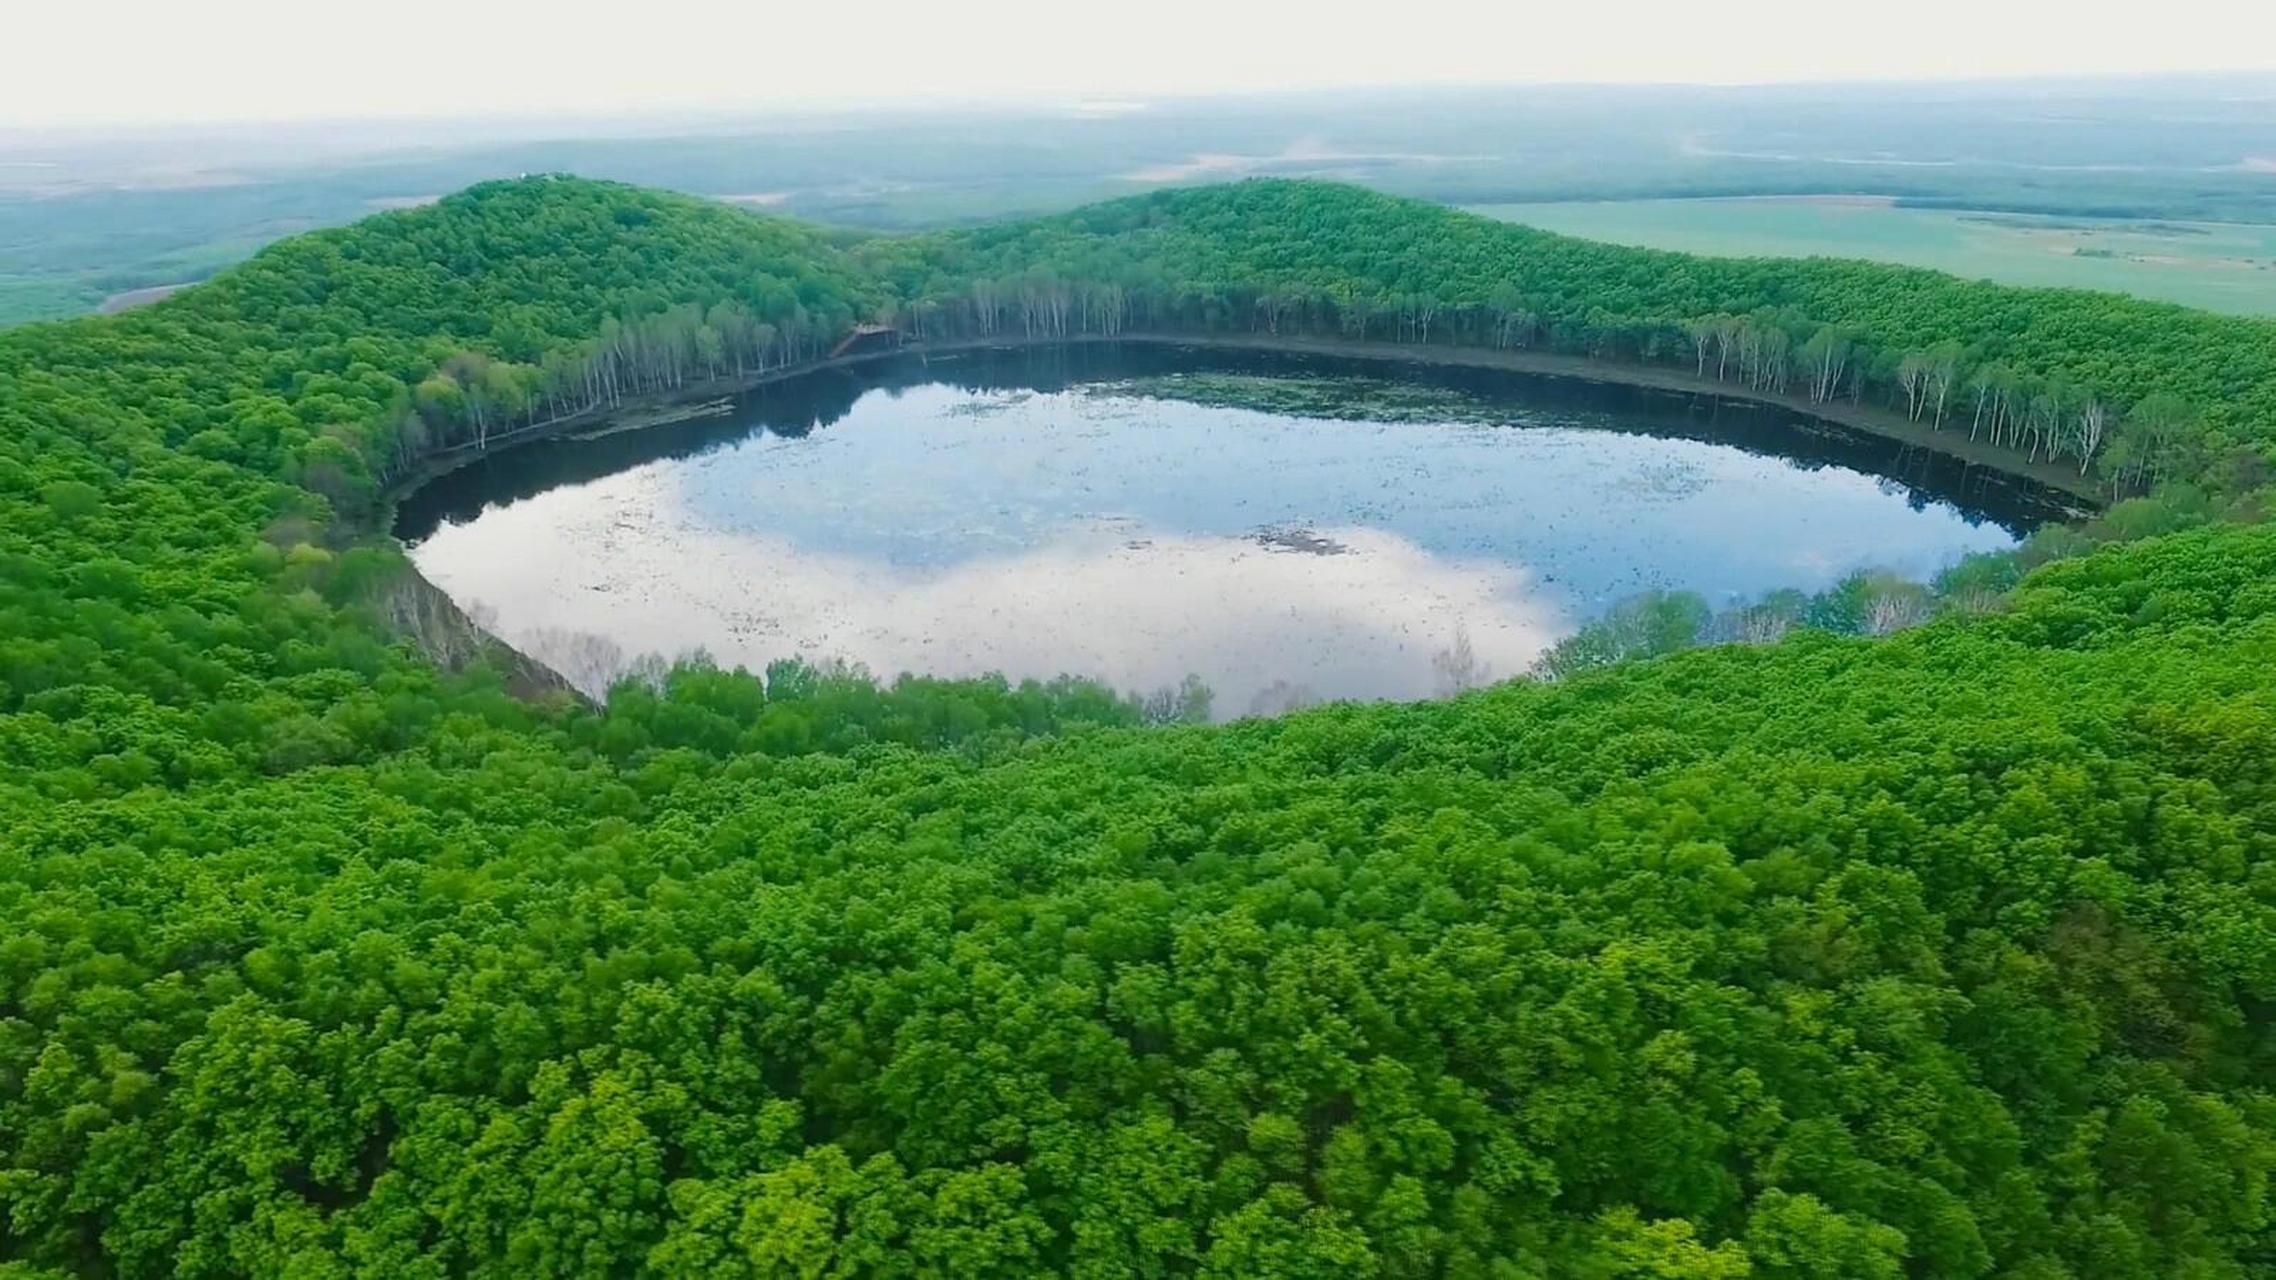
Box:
(399, 345, 2072, 714)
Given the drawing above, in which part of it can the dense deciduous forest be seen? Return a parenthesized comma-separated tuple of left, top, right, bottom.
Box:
(881, 183, 2276, 498)
(139, 177, 2270, 518)
(2, 175, 2272, 1276)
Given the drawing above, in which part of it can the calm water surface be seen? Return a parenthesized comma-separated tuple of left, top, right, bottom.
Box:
(400, 346, 2072, 714)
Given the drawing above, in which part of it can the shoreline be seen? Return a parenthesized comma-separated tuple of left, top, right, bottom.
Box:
(1098, 334, 2103, 504)
(367, 329, 2099, 700)
(377, 331, 2104, 526)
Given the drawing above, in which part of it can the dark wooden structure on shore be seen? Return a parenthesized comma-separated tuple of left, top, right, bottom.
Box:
(828, 324, 903, 359)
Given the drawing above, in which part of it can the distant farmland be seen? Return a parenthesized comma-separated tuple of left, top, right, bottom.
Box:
(1471, 196, 2276, 316)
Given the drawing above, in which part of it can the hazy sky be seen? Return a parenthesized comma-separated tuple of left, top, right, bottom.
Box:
(14, 0, 2276, 127)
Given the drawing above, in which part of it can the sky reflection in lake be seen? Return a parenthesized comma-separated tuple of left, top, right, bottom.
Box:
(405, 354, 2041, 713)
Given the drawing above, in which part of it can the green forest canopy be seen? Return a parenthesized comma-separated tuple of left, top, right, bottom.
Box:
(1, 175, 2272, 1277)
(56, 175, 2258, 511)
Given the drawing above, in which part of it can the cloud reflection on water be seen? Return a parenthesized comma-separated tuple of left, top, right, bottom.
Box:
(407, 367, 2033, 714)
(417, 482, 1565, 711)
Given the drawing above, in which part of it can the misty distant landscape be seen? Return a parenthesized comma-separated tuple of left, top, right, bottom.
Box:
(7, 75, 2275, 325)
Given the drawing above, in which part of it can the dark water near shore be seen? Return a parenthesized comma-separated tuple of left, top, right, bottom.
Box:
(399, 345, 2073, 712)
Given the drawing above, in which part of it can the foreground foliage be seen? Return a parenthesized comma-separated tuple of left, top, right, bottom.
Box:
(2, 176, 2273, 1276)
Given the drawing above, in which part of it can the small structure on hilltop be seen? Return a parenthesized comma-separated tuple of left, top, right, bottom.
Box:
(829, 324, 902, 360)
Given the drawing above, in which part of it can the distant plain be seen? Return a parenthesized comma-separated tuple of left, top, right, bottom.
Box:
(7, 76, 2275, 326)
(1473, 196, 2276, 315)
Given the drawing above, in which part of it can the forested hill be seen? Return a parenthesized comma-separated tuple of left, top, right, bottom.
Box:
(15, 174, 2270, 519)
(2, 175, 2273, 1276)
(897, 181, 2276, 492)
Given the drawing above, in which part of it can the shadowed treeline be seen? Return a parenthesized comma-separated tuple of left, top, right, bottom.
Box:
(395, 343, 2079, 542)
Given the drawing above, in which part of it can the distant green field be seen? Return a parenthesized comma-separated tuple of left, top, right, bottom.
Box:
(0, 275, 102, 328)
(1469, 198, 2276, 316)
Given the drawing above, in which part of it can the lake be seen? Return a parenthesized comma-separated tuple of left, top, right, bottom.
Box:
(398, 345, 2072, 715)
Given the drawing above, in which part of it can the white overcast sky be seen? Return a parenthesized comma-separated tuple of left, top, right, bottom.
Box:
(11, 0, 2276, 128)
